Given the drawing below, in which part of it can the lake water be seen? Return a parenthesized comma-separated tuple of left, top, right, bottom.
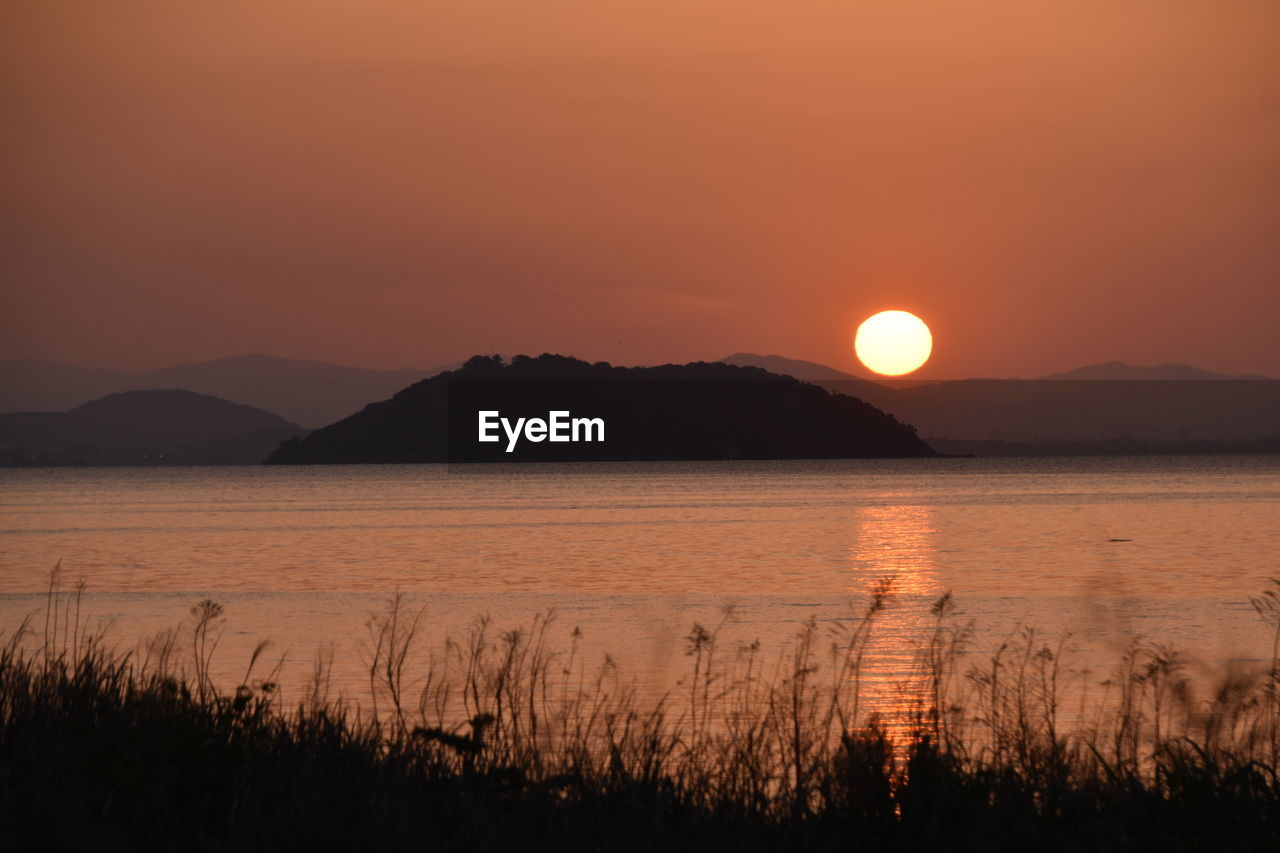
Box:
(2, 456, 1278, 715)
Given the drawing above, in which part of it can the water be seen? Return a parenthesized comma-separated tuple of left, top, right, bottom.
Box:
(2, 456, 1278, 710)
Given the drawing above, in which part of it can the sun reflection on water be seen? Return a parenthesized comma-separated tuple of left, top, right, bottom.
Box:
(851, 505, 940, 596)
(848, 505, 944, 737)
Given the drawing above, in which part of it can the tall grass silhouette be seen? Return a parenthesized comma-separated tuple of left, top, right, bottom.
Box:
(2, 571, 1278, 850)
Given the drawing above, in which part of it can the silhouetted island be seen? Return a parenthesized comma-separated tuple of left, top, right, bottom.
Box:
(266, 354, 936, 464)
(0, 390, 305, 466)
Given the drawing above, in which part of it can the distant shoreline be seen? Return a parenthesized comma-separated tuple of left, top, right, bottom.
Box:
(1, 448, 1278, 469)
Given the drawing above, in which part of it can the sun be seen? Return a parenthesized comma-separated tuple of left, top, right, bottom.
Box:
(854, 310, 932, 376)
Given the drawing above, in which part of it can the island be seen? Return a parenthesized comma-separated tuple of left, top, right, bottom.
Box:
(265, 354, 936, 464)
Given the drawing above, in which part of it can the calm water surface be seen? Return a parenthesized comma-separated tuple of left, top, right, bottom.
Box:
(2, 457, 1277, 706)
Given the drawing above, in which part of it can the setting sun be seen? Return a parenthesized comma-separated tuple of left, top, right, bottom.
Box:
(854, 310, 933, 376)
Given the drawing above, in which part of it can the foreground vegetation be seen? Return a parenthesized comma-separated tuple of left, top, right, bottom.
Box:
(2, 577, 1279, 851)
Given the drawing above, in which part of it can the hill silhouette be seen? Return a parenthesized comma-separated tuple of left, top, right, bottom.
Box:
(721, 353, 1280, 450)
(0, 355, 456, 428)
(721, 352, 866, 382)
(1038, 361, 1272, 381)
(8, 353, 1274, 456)
(877, 378, 1280, 449)
(266, 354, 935, 464)
(0, 390, 305, 466)
(719, 353, 906, 410)
(720, 353, 1274, 383)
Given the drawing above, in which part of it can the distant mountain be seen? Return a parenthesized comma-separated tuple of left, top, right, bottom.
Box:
(869, 378, 1280, 444)
(1039, 361, 1272, 381)
(267, 354, 936, 464)
(718, 353, 902, 410)
(716, 353, 1279, 448)
(6, 353, 1274, 458)
(0, 355, 459, 427)
(719, 354, 1279, 449)
(141, 355, 451, 427)
(723, 353, 1273, 383)
(0, 359, 134, 414)
(720, 353, 865, 381)
(0, 390, 306, 466)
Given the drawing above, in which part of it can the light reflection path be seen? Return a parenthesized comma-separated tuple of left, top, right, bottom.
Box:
(847, 505, 943, 738)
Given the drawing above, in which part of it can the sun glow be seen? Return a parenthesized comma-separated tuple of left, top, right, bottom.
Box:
(854, 310, 932, 376)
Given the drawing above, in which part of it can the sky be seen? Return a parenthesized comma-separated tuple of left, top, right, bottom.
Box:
(3, 0, 1278, 378)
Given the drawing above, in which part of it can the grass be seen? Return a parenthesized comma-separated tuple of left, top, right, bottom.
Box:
(2, 571, 1279, 851)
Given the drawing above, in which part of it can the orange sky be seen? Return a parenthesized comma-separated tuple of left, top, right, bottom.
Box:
(3, 0, 1278, 377)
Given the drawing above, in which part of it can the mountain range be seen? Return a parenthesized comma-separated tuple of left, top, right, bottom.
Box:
(0, 390, 304, 466)
(721, 353, 1272, 383)
(721, 354, 1279, 450)
(0, 355, 456, 428)
(2, 353, 1276, 460)
(0, 350, 465, 425)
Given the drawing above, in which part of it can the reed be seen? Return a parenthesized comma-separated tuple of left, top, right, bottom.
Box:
(1, 574, 1277, 850)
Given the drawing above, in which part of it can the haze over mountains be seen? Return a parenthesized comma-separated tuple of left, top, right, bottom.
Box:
(0, 390, 303, 466)
(0, 355, 455, 428)
(1038, 361, 1273, 381)
(722, 353, 1279, 452)
(722, 353, 1273, 383)
(2, 353, 1275, 462)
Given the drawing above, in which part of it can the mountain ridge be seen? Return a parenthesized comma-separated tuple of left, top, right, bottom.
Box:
(719, 353, 1273, 382)
(0, 355, 458, 428)
(1038, 361, 1272, 381)
(0, 389, 306, 466)
(720, 353, 1279, 446)
(3, 353, 1274, 455)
